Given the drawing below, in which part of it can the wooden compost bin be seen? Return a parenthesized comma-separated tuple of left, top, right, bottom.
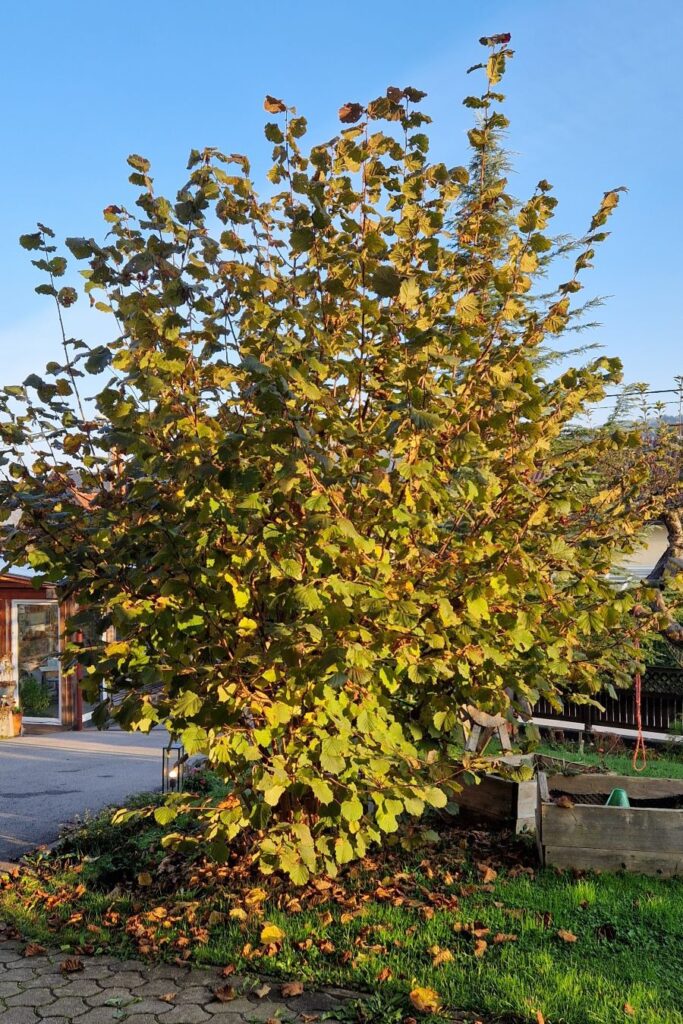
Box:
(537, 772, 683, 877)
(454, 756, 537, 834)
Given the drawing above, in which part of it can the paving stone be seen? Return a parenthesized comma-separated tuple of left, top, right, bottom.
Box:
(204, 1000, 259, 1016)
(123, 1017, 161, 1024)
(36, 996, 90, 1018)
(6, 989, 57, 1008)
(132, 979, 179, 998)
(120, 998, 173, 1015)
(85, 988, 147, 1007)
(22, 974, 70, 991)
(0, 1008, 40, 1024)
(287, 992, 341, 1012)
(0, 981, 23, 998)
(162, 1004, 212, 1023)
(0, 967, 38, 982)
(78, 1011, 133, 1024)
(57, 980, 102, 997)
(174, 986, 215, 1004)
(38, 1019, 70, 1024)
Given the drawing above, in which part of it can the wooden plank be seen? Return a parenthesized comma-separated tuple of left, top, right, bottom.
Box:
(541, 804, 683, 853)
(544, 845, 683, 877)
(591, 724, 683, 744)
(546, 773, 683, 800)
(515, 780, 538, 820)
(531, 716, 585, 732)
(455, 775, 516, 820)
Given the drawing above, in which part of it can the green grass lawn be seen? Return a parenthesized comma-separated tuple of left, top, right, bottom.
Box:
(2, 781, 683, 1024)
(535, 739, 683, 779)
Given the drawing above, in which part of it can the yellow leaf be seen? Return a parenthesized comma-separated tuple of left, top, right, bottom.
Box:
(245, 887, 268, 907)
(137, 871, 153, 886)
(260, 923, 285, 945)
(409, 987, 441, 1015)
(229, 908, 248, 922)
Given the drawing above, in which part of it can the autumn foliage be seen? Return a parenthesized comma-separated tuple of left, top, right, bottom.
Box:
(0, 35, 667, 880)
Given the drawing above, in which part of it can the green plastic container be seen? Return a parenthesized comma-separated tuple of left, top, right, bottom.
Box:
(605, 787, 630, 808)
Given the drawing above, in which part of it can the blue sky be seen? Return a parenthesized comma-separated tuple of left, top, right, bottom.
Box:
(1, 0, 681, 415)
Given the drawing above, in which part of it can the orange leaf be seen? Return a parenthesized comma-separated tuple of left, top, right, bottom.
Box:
(474, 939, 488, 957)
(264, 96, 286, 114)
(377, 966, 392, 982)
(555, 795, 575, 809)
(282, 981, 304, 998)
(624, 1004, 635, 1016)
(493, 932, 517, 944)
(536, 1012, 545, 1024)
(557, 929, 578, 943)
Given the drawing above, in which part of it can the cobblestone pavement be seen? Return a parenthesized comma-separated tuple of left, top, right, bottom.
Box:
(0, 939, 356, 1024)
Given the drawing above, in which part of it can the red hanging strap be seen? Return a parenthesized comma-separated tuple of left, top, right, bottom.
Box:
(632, 648, 647, 772)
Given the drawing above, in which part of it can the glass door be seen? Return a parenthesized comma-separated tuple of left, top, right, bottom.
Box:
(12, 601, 61, 723)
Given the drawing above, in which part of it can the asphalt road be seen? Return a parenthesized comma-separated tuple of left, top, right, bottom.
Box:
(0, 728, 169, 866)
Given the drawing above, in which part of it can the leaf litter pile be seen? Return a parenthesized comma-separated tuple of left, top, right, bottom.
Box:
(2, 811, 683, 1024)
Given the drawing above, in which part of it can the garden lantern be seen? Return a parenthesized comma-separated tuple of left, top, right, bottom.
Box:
(162, 741, 185, 794)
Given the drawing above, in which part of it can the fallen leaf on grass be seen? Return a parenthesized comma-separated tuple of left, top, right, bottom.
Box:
(493, 933, 518, 944)
(60, 957, 84, 973)
(377, 966, 392, 982)
(229, 907, 248, 922)
(476, 863, 498, 884)
(137, 871, 153, 886)
(261, 923, 285, 944)
(213, 984, 236, 1003)
(23, 943, 47, 957)
(536, 1012, 545, 1024)
(409, 987, 441, 1014)
(474, 939, 488, 957)
(282, 981, 305, 998)
(557, 929, 578, 943)
(624, 1003, 635, 1016)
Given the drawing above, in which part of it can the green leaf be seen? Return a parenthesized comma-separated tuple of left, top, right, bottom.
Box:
(341, 796, 363, 822)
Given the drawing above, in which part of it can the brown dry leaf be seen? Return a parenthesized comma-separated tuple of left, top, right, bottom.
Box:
(159, 993, 177, 1004)
(624, 1004, 635, 1017)
(339, 102, 364, 124)
(473, 939, 488, 958)
(254, 983, 271, 999)
(213, 984, 236, 1003)
(59, 957, 84, 973)
(377, 966, 392, 982)
(409, 987, 441, 1015)
(208, 911, 223, 927)
(220, 964, 236, 977)
(264, 96, 286, 114)
(282, 981, 305, 998)
(137, 871, 153, 886)
(555, 795, 575, 809)
(477, 863, 498, 884)
(493, 932, 518, 944)
(23, 943, 47, 957)
(319, 910, 333, 927)
(557, 929, 578, 943)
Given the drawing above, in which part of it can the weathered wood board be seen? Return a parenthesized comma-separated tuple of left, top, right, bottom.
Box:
(538, 772, 683, 877)
(455, 757, 537, 833)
